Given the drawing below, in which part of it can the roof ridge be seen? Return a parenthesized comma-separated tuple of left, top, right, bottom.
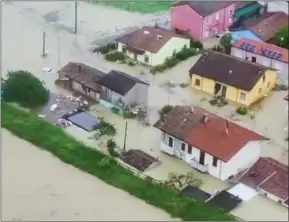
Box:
(205, 50, 275, 70)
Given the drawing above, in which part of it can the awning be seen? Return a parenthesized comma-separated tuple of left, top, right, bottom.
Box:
(228, 183, 258, 201)
(234, 3, 261, 20)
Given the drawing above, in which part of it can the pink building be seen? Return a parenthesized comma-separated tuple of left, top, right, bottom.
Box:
(171, 1, 254, 41)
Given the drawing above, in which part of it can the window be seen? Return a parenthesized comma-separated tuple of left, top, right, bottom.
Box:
(259, 88, 262, 94)
(195, 79, 201, 86)
(263, 75, 266, 83)
(144, 55, 149, 63)
(229, 17, 233, 24)
(216, 13, 219, 20)
(181, 143, 186, 152)
(206, 17, 211, 24)
(240, 92, 246, 101)
(188, 145, 192, 154)
(229, 10, 233, 16)
(267, 82, 270, 88)
(168, 137, 173, 147)
(245, 56, 249, 60)
(252, 56, 257, 63)
(213, 157, 218, 167)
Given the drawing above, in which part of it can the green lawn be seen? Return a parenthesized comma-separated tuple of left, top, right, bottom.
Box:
(1, 102, 234, 221)
(98, 1, 175, 13)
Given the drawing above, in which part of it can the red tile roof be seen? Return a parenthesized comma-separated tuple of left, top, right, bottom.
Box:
(232, 38, 289, 63)
(239, 157, 288, 200)
(154, 106, 267, 162)
(116, 26, 189, 53)
(248, 12, 288, 41)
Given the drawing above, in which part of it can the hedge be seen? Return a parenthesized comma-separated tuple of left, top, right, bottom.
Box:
(1, 102, 233, 221)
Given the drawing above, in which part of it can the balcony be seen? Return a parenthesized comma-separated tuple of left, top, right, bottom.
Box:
(160, 141, 174, 156)
(190, 158, 208, 173)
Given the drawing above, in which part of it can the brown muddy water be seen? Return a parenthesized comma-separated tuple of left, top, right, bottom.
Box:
(2, 129, 178, 221)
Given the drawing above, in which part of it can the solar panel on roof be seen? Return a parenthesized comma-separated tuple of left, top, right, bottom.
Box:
(276, 53, 282, 60)
(271, 52, 277, 58)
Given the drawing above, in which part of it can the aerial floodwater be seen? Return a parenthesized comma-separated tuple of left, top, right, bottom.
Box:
(2, 129, 178, 221)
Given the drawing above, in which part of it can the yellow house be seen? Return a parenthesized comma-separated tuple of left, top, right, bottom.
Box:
(116, 26, 190, 66)
(189, 51, 277, 107)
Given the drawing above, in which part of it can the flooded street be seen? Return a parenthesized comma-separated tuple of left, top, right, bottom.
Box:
(2, 129, 177, 221)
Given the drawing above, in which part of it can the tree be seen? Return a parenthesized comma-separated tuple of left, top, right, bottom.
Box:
(158, 105, 173, 117)
(220, 33, 233, 54)
(165, 172, 203, 190)
(2, 70, 49, 108)
(273, 25, 289, 49)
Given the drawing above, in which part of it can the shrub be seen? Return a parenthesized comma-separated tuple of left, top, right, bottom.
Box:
(123, 110, 136, 119)
(236, 107, 248, 115)
(159, 105, 173, 117)
(175, 47, 197, 61)
(190, 40, 203, 49)
(128, 61, 136, 66)
(98, 121, 117, 136)
(107, 139, 119, 157)
(97, 157, 111, 168)
(2, 70, 49, 108)
(1, 102, 234, 221)
(105, 51, 126, 62)
(164, 57, 180, 68)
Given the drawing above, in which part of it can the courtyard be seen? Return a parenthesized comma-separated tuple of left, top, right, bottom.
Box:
(2, 1, 288, 221)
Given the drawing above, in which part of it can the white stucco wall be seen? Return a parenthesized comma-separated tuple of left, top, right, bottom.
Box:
(259, 188, 285, 203)
(231, 47, 288, 81)
(160, 132, 262, 181)
(117, 36, 190, 66)
(220, 141, 262, 181)
(151, 37, 190, 66)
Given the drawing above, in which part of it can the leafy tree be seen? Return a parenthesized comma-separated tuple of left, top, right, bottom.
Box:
(158, 105, 173, 117)
(273, 25, 289, 49)
(220, 33, 233, 54)
(165, 172, 203, 190)
(2, 70, 49, 108)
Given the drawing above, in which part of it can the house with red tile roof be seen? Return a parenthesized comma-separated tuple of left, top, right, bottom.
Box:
(231, 38, 288, 82)
(153, 105, 267, 181)
(115, 26, 190, 66)
(233, 157, 288, 207)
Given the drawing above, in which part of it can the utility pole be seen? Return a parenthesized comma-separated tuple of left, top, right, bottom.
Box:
(123, 121, 128, 151)
(74, 1, 78, 34)
(57, 34, 61, 68)
(42, 31, 47, 57)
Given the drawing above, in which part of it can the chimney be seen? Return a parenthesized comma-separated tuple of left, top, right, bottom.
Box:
(190, 106, 194, 113)
(201, 114, 209, 124)
(225, 120, 229, 135)
(157, 35, 163, 40)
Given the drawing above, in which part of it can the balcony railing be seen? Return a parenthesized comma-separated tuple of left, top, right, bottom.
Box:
(190, 158, 208, 173)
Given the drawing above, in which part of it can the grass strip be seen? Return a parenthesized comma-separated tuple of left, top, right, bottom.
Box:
(1, 102, 234, 221)
(96, 1, 174, 13)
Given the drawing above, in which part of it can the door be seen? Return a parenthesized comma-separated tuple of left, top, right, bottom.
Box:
(221, 85, 227, 97)
(199, 151, 205, 165)
(133, 53, 137, 61)
(214, 83, 221, 94)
